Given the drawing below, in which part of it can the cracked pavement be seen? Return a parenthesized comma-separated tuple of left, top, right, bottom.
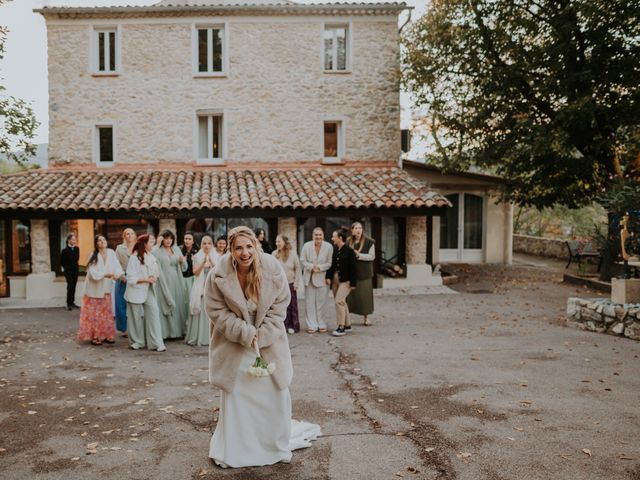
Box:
(0, 263, 639, 480)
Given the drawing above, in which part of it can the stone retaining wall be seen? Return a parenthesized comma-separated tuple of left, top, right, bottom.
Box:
(566, 297, 640, 340)
(513, 234, 567, 259)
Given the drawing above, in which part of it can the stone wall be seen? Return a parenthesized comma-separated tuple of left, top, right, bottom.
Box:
(47, 17, 400, 166)
(30, 220, 51, 274)
(513, 234, 567, 260)
(406, 216, 426, 264)
(277, 217, 297, 252)
(566, 297, 640, 341)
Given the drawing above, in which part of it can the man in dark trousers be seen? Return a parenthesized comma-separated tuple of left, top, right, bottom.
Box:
(60, 233, 80, 310)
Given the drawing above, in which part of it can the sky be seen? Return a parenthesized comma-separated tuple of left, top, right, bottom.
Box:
(0, 0, 427, 148)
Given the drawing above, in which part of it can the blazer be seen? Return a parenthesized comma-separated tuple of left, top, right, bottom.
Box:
(83, 249, 123, 299)
(300, 241, 333, 288)
(60, 246, 79, 273)
(326, 244, 358, 287)
(124, 253, 160, 304)
(205, 252, 292, 393)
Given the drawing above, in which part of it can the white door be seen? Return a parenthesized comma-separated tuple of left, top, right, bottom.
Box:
(439, 193, 484, 262)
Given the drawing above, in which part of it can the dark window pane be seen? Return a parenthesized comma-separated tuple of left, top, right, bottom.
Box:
(323, 31, 333, 70)
(98, 32, 105, 71)
(11, 220, 30, 274)
(198, 116, 208, 158)
(463, 194, 483, 249)
(109, 31, 116, 71)
(212, 116, 221, 158)
(440, 194, 459, 249)
(99, 127, 113, 163)
(324, 122, 338, 157)
(198, 29, 208, 72)
(336, 27, 347, 70)
(212, 29, 223, 72)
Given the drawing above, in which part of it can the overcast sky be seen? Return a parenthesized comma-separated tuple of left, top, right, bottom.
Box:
(0, 0, 426, 146)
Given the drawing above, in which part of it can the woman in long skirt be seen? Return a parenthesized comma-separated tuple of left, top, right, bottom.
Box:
(186, 235, 219, 346)
(114, 228, 136, 336)
(153, 230, 188, 339)
(78, 235, 123, 345)
(346, 221, 375, 326)
(206, 226, 320, 468)
(125, 234, 165, 352)
(272, 234, 302, 334)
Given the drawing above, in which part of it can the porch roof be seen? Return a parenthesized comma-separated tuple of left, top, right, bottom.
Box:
(0, 165, 450, 217)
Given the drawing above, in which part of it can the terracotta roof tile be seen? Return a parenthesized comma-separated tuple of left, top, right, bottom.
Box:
(0, 166, 450, 214)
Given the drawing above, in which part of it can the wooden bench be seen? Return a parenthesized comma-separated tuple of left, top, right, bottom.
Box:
(565, 240, 601, 271)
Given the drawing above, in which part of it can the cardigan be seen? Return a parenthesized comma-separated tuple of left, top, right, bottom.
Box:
(83, 249, 123, 298)
(272, 250, 302, 286)
(326, 244, 358, 287)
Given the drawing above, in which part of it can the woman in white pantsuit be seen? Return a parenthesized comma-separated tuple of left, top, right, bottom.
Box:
(300, 227, 333, 333)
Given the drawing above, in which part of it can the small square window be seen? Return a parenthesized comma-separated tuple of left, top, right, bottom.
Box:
(95, 126, 114, 165)
(324, 25, 348, 71)
(198, 114, 223, 162)
(93, 28, 119, 74)
(323, 120, 344, 163)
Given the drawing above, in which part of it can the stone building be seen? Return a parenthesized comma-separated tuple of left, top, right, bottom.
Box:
(0, 0, 450, 301)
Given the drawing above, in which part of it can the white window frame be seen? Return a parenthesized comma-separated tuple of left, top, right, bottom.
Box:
(321, 22, 352, 73)
(322, 117, 345, 164)
(192, 23, 229, 77)
(93, 123, 116, 167)
(90, 25, 121, 75)
(194, 109, 226, 165)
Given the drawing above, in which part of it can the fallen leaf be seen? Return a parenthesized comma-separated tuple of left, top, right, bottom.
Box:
(514, 427, 524, 432)
(618, 454, 633, 460)
(582, 448, 592, 457)
(377, 399, 384, 403)
(325, 409, 335, 413)
(424, 447, 435, 452)
(396, 432, 406, 436)
(110, 447, 122, 451)
(410, 405, 419, 409)
(71, 457, 80, 461)
(197, 468, 208, 478)
(0, 448, 6, 453)
(406, 466, 419, 473)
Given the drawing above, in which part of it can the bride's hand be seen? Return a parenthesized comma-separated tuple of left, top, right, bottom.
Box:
(250, 336, 258, 349)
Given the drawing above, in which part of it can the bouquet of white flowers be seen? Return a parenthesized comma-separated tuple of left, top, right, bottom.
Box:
(246, 345, 276, 377)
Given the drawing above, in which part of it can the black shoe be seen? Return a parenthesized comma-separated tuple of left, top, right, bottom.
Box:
(344, 325, 352, 333)
(66, 305, 73, 311)
(332, 326, 346, 337)
(72, 304, 80, 309)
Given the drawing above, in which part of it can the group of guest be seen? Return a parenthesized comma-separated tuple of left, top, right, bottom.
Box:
(68, 221, 376, 348)
(71, 230, 228, 350)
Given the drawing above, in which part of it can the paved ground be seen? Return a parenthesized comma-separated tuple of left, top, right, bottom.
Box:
(0, 262, 638, 480)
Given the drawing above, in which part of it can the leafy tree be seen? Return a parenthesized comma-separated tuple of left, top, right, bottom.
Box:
(0, 0, 39, 166)
(403, 0, 640, 209)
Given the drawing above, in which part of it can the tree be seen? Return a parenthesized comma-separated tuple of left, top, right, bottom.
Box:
(0, 0, 39, 166)
(403, 0, 640, 209)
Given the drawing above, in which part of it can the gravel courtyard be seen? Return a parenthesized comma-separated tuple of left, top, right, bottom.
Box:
(0, 262, 638, 480)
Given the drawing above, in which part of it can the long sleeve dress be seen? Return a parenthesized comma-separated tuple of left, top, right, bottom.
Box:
(153, 245, 188, 339)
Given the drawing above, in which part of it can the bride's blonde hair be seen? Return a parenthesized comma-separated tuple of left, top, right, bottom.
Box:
(228, 226, 262, 302)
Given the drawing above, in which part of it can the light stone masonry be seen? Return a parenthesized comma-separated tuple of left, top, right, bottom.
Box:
(406, 216, 426, 264)
(47, 18, 400, 166)
(277, 217, 297, 252)
(30, 220, 51, 274)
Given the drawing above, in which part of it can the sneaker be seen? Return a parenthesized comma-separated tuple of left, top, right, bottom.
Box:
(157, 346, 166, 352)
(332, 326, 346, 337)
(344, 325, 352, 333)
(287, 328, 295, 334)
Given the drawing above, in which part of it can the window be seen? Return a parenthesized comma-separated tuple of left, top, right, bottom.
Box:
(11, 220, 30, 274)
(93, 27, 119, 74)
(323, 120, 344, 163)
(197, 113, 224, 163)
(194, 25, 226, 75)
(324, 25, 348, 71)
(94, 125, 115, 165)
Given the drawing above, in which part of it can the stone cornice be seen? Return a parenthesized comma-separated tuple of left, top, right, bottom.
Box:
(34, 3, 410, 19)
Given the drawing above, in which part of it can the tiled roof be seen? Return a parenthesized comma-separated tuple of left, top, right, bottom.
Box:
(0, 166, 449, 214)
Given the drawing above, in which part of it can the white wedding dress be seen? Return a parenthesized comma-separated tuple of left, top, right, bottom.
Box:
(209, 300, 321, 468)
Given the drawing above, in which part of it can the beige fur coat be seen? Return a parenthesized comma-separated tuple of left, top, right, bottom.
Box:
(205, 252, 292, 393)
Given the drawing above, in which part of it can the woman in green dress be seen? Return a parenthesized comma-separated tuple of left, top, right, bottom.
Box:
(346, 221, 376, 326)
(153, 230, 188, 339)
(186, 235, 219, 346)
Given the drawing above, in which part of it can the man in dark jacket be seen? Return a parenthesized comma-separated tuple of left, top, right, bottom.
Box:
(60, 233, 80, 310)
(326, 228, 357, 337)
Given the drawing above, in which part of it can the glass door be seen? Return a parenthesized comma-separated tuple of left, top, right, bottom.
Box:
(439, 193, 484, 262)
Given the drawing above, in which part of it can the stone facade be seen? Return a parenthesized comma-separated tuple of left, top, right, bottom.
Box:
(406, 216, 426, 264)
(513, 234, 566, 260)
(566, 297, 640, 341)
(46, 17, 400, 166)
(277, 217, 297, 251)
(159, 219, 177, 236)
(30, 220, 51, 274)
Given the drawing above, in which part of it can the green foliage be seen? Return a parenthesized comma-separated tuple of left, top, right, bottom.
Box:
(597, 178, 640, 213)
(403, 0, 640, 209)
(0, 0, 39, 166)
(514, 203, 606, 239)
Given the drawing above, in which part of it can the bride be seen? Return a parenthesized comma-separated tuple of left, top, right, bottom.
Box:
(205, 226, 321, 467)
